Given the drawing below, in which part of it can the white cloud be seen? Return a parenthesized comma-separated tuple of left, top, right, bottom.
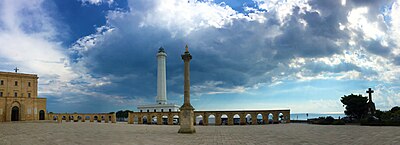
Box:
(0, 0, 74, 82)
(373, 84, 400, 110)
(0, 0, 134, 107)
(131, 0, 241, 37)
(254, 0, 311, 24)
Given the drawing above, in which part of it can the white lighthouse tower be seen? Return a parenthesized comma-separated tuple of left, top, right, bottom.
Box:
(137, 47, 179, 113)
(156, 47, 167, 104)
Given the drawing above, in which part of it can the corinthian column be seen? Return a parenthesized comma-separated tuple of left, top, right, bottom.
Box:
(178, 45, 196, 134)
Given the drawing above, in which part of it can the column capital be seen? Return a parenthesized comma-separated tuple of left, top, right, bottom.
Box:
(181, 52, 192, 61)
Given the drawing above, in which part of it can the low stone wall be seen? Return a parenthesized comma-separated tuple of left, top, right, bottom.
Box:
(48, 113, 116, 123)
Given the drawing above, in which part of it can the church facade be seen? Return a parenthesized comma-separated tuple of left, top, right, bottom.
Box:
(0, 71, 47, 122)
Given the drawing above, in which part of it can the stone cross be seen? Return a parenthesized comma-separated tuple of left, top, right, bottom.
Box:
(14, 67, 19, 73)
(366, 88, 374, 102)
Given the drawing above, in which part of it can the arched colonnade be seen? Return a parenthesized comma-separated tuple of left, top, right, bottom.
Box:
(48, 113, 116, 123)
(128, 110, 290, 125)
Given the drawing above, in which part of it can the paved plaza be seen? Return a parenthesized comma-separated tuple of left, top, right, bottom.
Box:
(0, 122, 399, 145)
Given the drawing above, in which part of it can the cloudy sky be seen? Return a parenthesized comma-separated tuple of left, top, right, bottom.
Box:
(0, 0, 399, 113)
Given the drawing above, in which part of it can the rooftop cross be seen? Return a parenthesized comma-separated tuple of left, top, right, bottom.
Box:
(14, 67, 19, 73)
(366, 88, 374, 102)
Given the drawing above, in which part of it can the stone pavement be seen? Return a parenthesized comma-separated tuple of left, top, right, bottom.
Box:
(0, 122, 399, 145)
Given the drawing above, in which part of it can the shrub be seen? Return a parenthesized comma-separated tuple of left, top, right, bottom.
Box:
(325, 116, 335, 124)
(310, 116, 344, 125)
(332, 120, 345, 125)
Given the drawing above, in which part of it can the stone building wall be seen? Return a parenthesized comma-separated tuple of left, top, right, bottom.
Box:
(0, 72, 47, 122)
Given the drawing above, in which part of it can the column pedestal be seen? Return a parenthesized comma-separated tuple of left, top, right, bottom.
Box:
(178, 105, 196, 133)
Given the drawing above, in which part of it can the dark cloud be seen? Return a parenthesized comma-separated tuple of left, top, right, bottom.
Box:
(364, 41, 392, 57)
(271, 4, 348, 59)
(394, 56, 400, 66)
(67, 0, 397, 107)
(302, 61, 377, 77)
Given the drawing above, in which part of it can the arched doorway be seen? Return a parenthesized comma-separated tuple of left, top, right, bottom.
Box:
(39, 110, 45, 120)
(11, 106, 19, 121)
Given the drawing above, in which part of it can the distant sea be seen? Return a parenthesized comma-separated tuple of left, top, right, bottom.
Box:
(290, 113, 345, 120)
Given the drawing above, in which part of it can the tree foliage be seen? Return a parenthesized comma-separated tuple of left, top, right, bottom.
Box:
(363, 106, 400, 126)
(377, 106, 400, 122)
(390, 106, 400, 113)
(340, 94, 368, 120)
(116, 110, 133, 118)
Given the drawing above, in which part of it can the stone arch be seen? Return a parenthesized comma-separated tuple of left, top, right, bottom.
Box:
(133, 115, 139, 124)
(221, 114, 228, 125)
(196, 115, 203, 125)
(208, 114, 215, 125)
(77, 116, 82, 122)
(245, 114, 252, 125)
(94, 116, 98, 121)
(161, 115, 168, 125)
(173, 115, 179, 125)
(257, 113, 263, 124)
(268, 113, 274, 124)
(278, 112, 284, 123)
(233, 114, 240, 125)
(10, 101, 21, 109)
(85, 116, 90, 120)
(151, 115, 158, 124)
(53, 115, 58, 121)
(142, 116, 148, 124)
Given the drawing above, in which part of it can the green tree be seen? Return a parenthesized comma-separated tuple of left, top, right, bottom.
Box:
(390, 106, 400, 113)
(116, 110, 133, 118)
(341, 94, 368, 120)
